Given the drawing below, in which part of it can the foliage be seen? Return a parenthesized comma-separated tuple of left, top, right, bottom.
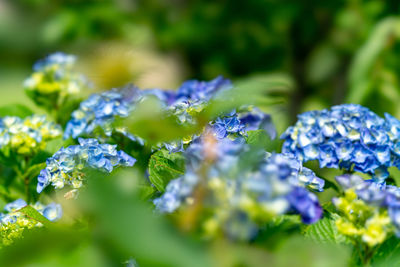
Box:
(148, 149, 185, 192)
(2, 2, 400, 265)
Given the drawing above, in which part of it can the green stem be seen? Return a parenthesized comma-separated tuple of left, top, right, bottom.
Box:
(13, 157, 32, 203)
(12, 166, 23, 179)
(23, 157, 32, 203)
(0, 192, 12, 202)
(24, 175, 31, 204)
(361, 244, 378, 267)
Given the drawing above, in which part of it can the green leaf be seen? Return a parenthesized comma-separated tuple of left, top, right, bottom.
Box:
(254, 215, 301, 249)
(371, 235, 400, 266)
(44, 137, 67, 155)
(126, 97, 203, 144)
(82, 172, 213, 267)
(347, 17, 400, 103)
(274, 236, 351, 267)
(17, 205, 54, 227)
(303, 212, 349, 244)
(204, 73, 292, 119)
(0, 227, 99, 267)
(25, 163, 46, 180)
(0, 104, 33, 118)
(246, 130, 271, 147)
(148, 149, 185, 192)
(138, 184, 157, 200)
(245, 129, 281, 152)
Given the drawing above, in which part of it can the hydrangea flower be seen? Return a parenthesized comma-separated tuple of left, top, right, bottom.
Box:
(64, 76, 229, 144)
(161, 103, 276, 153)
(333, 174, 400, 246)
(156, 100, 206, 153)
(156, 77, 273, 138)
(24, 52, 90, 109)
(281, 104, 400, 182)
(154, 134, 323, 240)
(64, 75, 274, 155)
(0, 199, 62, 246)
(37, 138, 136, 194)
(174, 75, 232, 103)
(32, 52, 76, 72)
(210, 106, 276, 140)
(145, 76, 232, 106)
(210, 115, 245, 139)
(64, 85, 141, 139)
(143, 77, 230, 152)
(0, 115, 62, 156)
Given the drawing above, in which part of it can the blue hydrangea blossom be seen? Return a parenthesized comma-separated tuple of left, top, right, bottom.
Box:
(64, 76, 274, 154)
(0, 198, 62, 223)
(37, 138, 136, 194)
(0, 115, 62, 156)
(154, 134, 324, 239)
(162, 103, 276, 153)
(281, 104, 400, 182)
(64, 85, 141, 139)
(24, 52, 90, 104)
(32, 52, 76, 72)
(145, 76, 232, 107)
(210, 107, 276, 140)
(0, 199, 62, 246)
(335, 174, 400, 236)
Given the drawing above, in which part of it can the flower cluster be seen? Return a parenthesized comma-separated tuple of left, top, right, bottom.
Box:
(144, 76, 232, 106)
(281, 104, 400, 181)
(154, 134, 323, 240)
(157, 77, 275, 139)
(0, 115, 62, 156)
(9, 52, 400, 263)
(64, 74, 274, 157)
(24, 53, 89, 109)
(65, 76, 230, 141)
(333, 174, 400, 246)
(64, 85, 141, 139)
(210, 106, 276, 140)
(168, 100, 205, 125)
(37, 138, 136, 194)
(161, 103, 276, 153)
(0, 199, 62, 246)
(144, 76, 233, 152)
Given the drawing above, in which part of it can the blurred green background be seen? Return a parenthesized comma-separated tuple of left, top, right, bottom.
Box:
(2, 0, 400, 125)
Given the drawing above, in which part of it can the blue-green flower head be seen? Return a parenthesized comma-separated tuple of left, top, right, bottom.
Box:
(1, 199, 63, 223)
(0, 115, 62, 156)
(161, 105, 275, 154)
(0, 199, 62, 246)
(143, 76, 231, 107)
(154, 135, 324, 239)
(153, 171, 198, 213)
(335, 174, 400, 237)
(175, 76, 232, 103)
(24, 53, 90, 104)
(37, 138, 136, 194)
(211, 116, 245, 139)
(33, 52, 76, 72)
(282, 104, 400, 182)
(64, 85, 141, 139)
(4, 199, 27, 213)
(33, 202, 63, 221)
(145, 77, 274, 154)
(263, 153, 325, 192)
(286, 186, 322, 224)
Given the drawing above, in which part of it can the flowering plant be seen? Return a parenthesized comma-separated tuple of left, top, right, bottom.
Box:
(1, 53, 400, 266)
